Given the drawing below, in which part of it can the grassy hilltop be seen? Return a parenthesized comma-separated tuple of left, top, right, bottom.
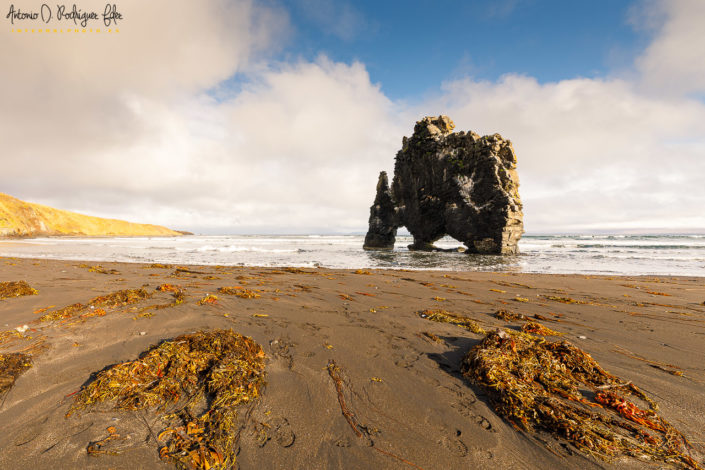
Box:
(0, 193, 181, 237)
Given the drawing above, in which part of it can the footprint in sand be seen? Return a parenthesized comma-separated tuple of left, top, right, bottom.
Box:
(269, 338, 295, 369)
(272, 418, 295, 448)
(473, 415, 493, 431)
(335, 437, 351, 447)
(438, 434, 468, 457)
(255, 417, 295, 448)
(473, 449, 493, 460)
(441, 384, 476, 402)
(299, 322, 322, 334)
(392, 352, 420, 368)
(451, 400, 495, 432)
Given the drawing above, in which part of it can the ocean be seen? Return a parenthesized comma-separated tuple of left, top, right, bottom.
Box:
(1, 234, 704, 276)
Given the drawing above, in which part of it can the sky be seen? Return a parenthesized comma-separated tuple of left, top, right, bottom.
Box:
(1, 0, 704, 235)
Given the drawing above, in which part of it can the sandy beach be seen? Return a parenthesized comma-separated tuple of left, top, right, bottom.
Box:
(1, 256, 703, 469)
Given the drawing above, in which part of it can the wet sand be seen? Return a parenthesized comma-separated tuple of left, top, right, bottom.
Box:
(0, 257, 703, 469)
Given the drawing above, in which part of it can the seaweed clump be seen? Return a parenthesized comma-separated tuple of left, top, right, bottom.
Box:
(0, 352, 32, 396)
(521, 321, 562, 336)
(68, 329, 266, 469)
(78, 264, 120, 275)
(156, 284, 186, 306)
(463, 330, 701, 469)
(40, 288, 152, 321)
(136, 284, 188, 313)
(198, 294, 219, 305)
(540, 295, 586, 304)
(89, 288, 152, 308)
(419, 309, 486, 334)
(171, 266, 207, 277)
(218, 287, 261, 299)
(0, 281, 38, 300)
(494, 309, 528, 322)
(40, 303, 85, 321)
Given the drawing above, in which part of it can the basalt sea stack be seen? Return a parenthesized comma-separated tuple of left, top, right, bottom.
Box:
(363, 116, 523, 254)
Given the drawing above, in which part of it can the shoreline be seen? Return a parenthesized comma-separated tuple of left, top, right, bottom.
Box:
(1, 257, 704, 469)
(1, 253, 704, 279)
(3, 233, 705, 277)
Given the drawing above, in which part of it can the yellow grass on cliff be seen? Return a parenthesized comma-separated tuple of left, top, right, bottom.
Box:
(0, 192, 181, 237)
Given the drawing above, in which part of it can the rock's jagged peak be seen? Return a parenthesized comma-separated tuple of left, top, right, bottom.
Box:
(374, 171, 390, 202)
(405, 116, 517, 163)
(412, 115, 513, 147)
(413, 115, 455, 139)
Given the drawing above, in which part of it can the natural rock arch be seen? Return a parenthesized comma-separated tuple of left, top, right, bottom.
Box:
(363, 116, 523, 255)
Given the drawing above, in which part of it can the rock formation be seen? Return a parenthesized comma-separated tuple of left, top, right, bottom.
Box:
(363, 172, 397, 249)
(0, 192, 183, 238)
(363, 116, 523, 254)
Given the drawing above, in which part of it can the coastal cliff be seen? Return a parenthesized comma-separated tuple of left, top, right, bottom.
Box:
(0, 193, 182, 237)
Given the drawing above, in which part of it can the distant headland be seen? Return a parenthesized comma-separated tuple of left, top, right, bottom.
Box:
(0, 192, 183, 238)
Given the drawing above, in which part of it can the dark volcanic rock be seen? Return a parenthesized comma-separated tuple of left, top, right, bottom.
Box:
(363, 116, 523, 254)
(363, 172, 397, 250)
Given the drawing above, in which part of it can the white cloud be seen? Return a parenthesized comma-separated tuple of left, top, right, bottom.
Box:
(429, 74, 705, 232)
(119, 58, 404, 232)
(633, 0, 705, 96)
(1, 40, 404, 231)
(2, 0, 286, 95)
(0, 0, 292, 226)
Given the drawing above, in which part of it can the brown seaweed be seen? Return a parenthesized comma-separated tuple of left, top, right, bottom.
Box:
(419, 309, 486, 334)
(494, 309, 528, 322)
(521, 321, 562, 336)
(218, 287, 261, 299)
(197, 294, 218, 305)
(40, 288, 152, 321)
(68, 330, 266, 469)
(0, 352, 32, 396)
(78, 264, 120, 275)
(463, 330, 700, 468)
(0, 281, 38, 300)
